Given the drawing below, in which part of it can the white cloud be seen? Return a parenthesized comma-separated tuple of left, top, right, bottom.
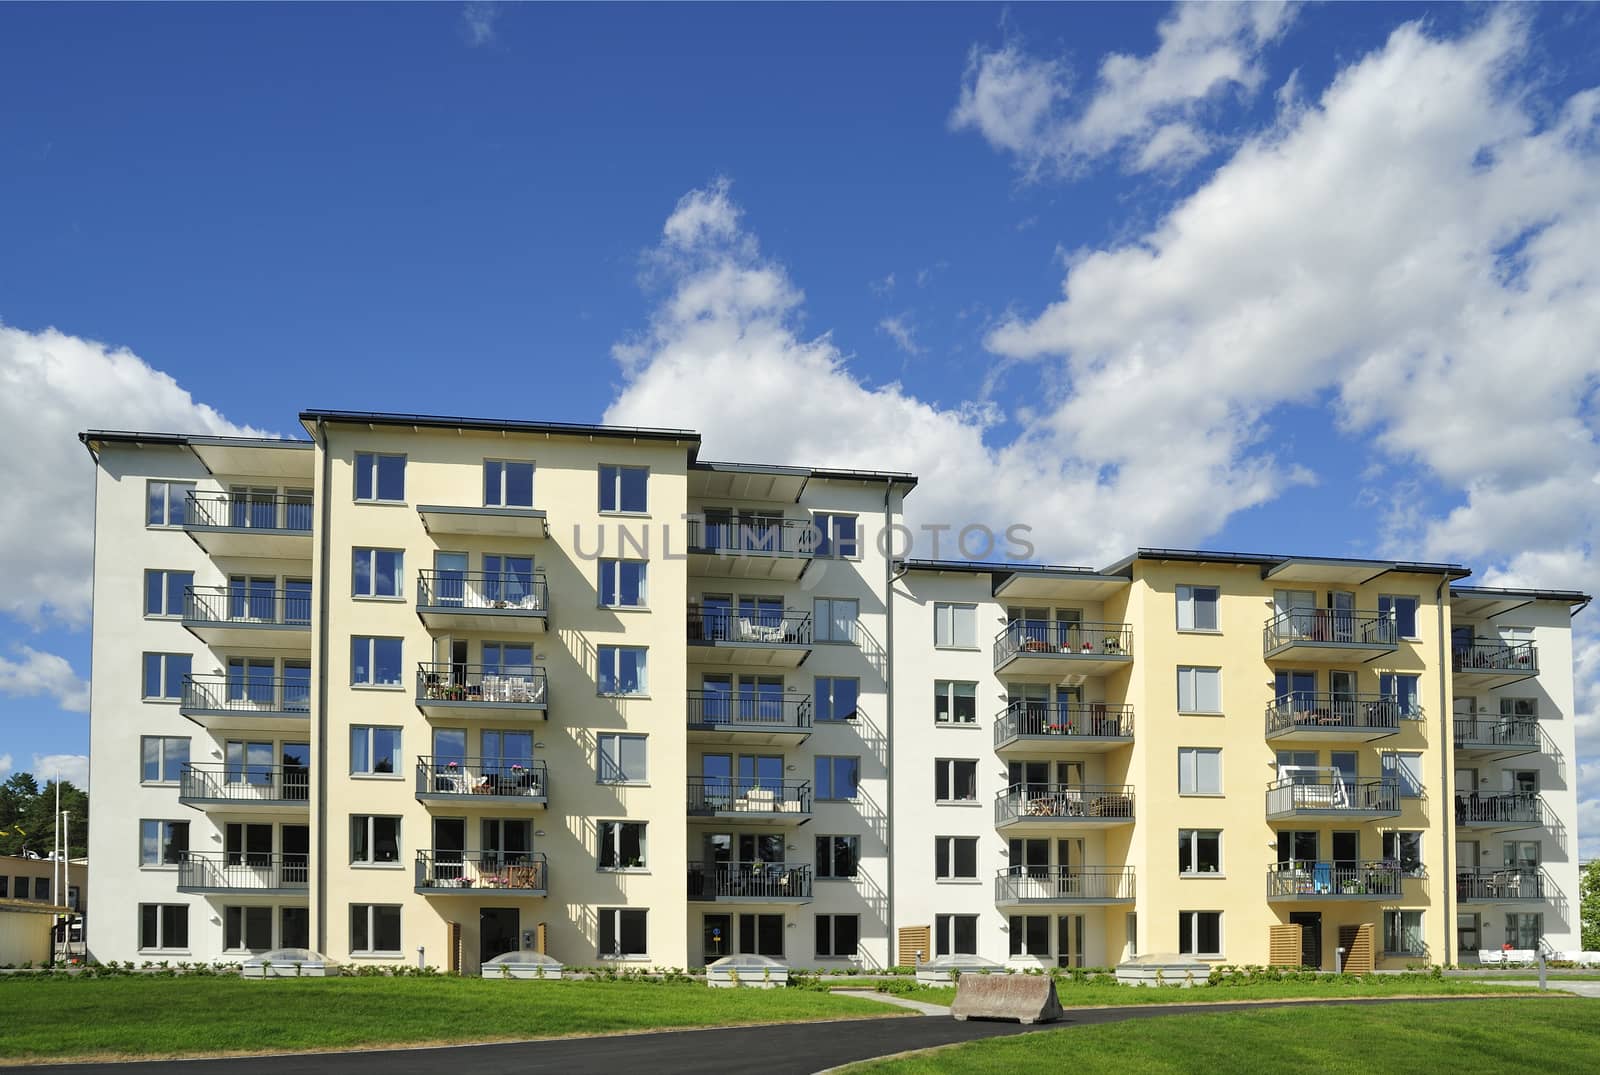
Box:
(31, 753, 88, 791)
(870, 273, 897, 296)
(878, 315, 922, 357)
(0, 754, 12, 778)
(0, 323, 260, 627)
(461, 2, 500, 47)
(0, 647, 89, 713)
(951, 1, 1296, 176)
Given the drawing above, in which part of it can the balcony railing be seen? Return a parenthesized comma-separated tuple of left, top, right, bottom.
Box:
(415, 664, 548, 706)
(178, 852, 308, 892)
(416, 570, 548, 613)
(1453, 718, 1541, 752)
(687, 608, 813, 645)
(687, 861, 813, 900)
(1453, 641, 1538, 675)
(686, 518, 817, 557)
(994, 621, 1132, 665)
(1265, 693, 1401, 736)
(414, 756, 548, 801)
(995, 866, 1135, 903)
(993, 701, 1134, 746)
(1263, 609, 1396, 654)
(687, 777, 812, 816)
(686, 690, 812, 731)
(1456, 866, 1546, 901)
(179, 764, 310, 805)
(185, 491, 313, 532)
(1266, 861, 1403, 898)
(1266, 777, 1399, 816)
(184, 585, 312, 626)
(1455, 792, 1544, 827)
(995, 784, 1135, 826)
(415, 850, 548, 893)
(181, 674, 311, 715)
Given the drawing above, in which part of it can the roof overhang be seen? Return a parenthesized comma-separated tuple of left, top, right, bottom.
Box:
(299, 409, 700, 448)
(80, 431, 313, 479)
(994, 570, 1130, 603)
(690, 461, 811, 503)
(1451, 585, 1592, 620)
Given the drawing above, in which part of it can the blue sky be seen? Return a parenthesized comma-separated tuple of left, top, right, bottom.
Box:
(1, 2, 1597, 850)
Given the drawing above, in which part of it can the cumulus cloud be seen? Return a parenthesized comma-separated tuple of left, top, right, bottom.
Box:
(31, 753, 88, 790)
(0, 753, 11, 778)
(0, 647, 89, 713)
(878, 315, 923, 357)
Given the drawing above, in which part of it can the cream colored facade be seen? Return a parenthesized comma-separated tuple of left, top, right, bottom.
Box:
(82, 419, 1585, 971)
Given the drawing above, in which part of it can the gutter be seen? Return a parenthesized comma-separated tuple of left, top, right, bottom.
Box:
(882, 483, 896, 966)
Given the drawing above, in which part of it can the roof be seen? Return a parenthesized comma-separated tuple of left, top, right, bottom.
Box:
(1112, 547, 1471, 580)
(298, 409, 700, 445)
(1451, 585, 1592, 606)
(692, 458, 918, 495)
(79, 430, 311, 457)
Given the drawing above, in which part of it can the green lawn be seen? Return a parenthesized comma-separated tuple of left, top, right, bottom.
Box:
(0, 976, 904, 1062)
(847, 998, 1600, 1074)
(873, 976, 1543, 1008)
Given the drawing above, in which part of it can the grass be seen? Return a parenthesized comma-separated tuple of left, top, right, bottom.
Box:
(846, 998, 1600, 1074)
(0, 976, 905, 1063)
(873, 975, 1544, 1009)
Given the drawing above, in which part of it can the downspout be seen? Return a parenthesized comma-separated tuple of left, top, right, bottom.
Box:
(1435, 575, 1453, 966)
(314, 420, 333, 954)
(882, 482, 899, 966)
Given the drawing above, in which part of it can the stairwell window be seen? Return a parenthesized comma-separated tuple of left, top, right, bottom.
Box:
(599, 465, 648, 514)
(350, 904, 402, 955)
(351, 637, 403, 687)
(483, 460, 535, 508)
(1382, 831, 1424, 877)
(1178, 830, 1222, 875)
(138, 905, 189, 951)
(812, 513, 859, 559)
(936, 914, 979, 956)
(598, 560, 648, 609)
(1178, 748, 1222, 796)
(933, 603, 977, 648)
(935, 836, 979, 880)
(139, 820, 189, 867)
(350, 726, 401, 776)
(597, 821, 648, 870)
(141, 736, 190, 784)
(350, 815, 402, 865)
(144, 570, 193, 617)
(1176, 585, 1219, 631)
(815, 835, 859, 879)
(598, 908, 648, 959)
(142, 652, 191, 701)
(146, 480, 197, 527)
(1381, 752, 1425, 798)
(1379, 673, 1422, 719)
(1177, 667, 1222, 714)
(352, 548, 404, 598)
(815, 914, 859, 957)
(1378, 595, 1419, 639)
(1177, 911, 1222, 957)
(1383, 910, 1425, 956)
(814, 676, 859, 722)
(815, 756, 860, 801)
(934, 680, 978, 724)
(597, 734, 648, 784)
(814, 597, 859, 643)
(598, 645, 648, 695)
(354, 453, 406, 503)
(934, 759, 978, 802)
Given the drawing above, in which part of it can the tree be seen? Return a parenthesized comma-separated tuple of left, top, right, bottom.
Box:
(1582, 860, 1600, 952)
(0, 773, 88, 859)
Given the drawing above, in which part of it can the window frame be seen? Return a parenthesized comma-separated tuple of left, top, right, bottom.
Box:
(597, 645, 650, 696)
(224, 905, 275, 952)
(138, 903, 190, 952)
(934, 835, 980, 881)
(349, 725, 402, 777)
(143, 569, 194, 618)
(934, 758, 979, 803)
(1383, 910, 1426, 956)
(597, 733, 649, 784)
(814, 676, 860, 723)
(141, 652, 192, 702)
(1178, 910, 1224, 958)
(353, 453, 407, 504)
(351, 548, 405, 599)
(814, 755, 860, 801)
(815, 913, 860, 958)
(814, 597, 860, 644)
(1178, 747, 1223, 796)
(597, 820, 649, 871)
(598, 465, 649, 515)
(812, 513, 861, 559)
(933, 602, 978, 649)
(598, 907, 649, 959)
(350, 636, 404, 689)
(483, 459, 536, 508)
(815, 834, 860, 880)
(145, 480, 196, 528)
(598, 559, 649, 610)
(933, 680, 979, 725)
(1176, 584, 1220, 632)
(1382, 830, 1425, 877)
(1382, 751, 1425, 799)
(349, 903, 403, 955)
(1178, 829, 1223, 876)
(1379, 594, 1420, 639)
(935, 913, 979, 957)
(139, 819, 190, 868)
(1177, 666, 1222, 714)
(349, 814, 403, 867)
(140, 735, 190, 784)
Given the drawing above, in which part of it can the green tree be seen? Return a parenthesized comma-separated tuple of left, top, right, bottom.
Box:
(1582, 860, 1600, 952)
(0, 773, 88, 859)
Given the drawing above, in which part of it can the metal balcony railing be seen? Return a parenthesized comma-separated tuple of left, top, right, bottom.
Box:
(1266, 777, 1399, 815)
(686, 518, 817, 557)
(995, 784, 1135, 825)
(687, 777, 812, 816)
(414, 850, 548, 892)
(415, 756, 548, 800)
(178, 852, 308, 891)
(686, 690, 812, 731)
(1266, 861, 1403, 898)
(182, 674, 311, 714)
(993, 701, 1134, 745)
(1265, 693, 1401, 735)
(687, 861, 813, 900)
(179, 764, 310, 804)
(1453, 641, 1539, 675)
(1453, 718, 1541, 752)
(416, 570, 548, 613)
(184, 585, 312, 626)
(415, 664, 548, 706)
(185, 491, 313, 532)
(1455, 792, 1544, 827)
(1456, 866, 1546, 901)
(995, 866, 1135, 903)
(687, 608, 813, 645)
(1263, 609, 1396, 653)
(994, 621, 1132, 665)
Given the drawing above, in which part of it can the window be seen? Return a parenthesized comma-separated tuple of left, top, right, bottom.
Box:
(815, 677, 860, 722)
(1009, 914, 1050, 956)
(1383, 831, 1424, 877)
(598, 821, 647, 870)
(33, 877, 48, 901)
(739, 913, 786, 957)
(1380, 673, 1422, 718)
(815, 756, 859, 801)
(813, 513, 859, 558)
(354, 453, 406, 503)
(138, 904, 189, 950)
(352, 549, 404, 598)
(350, 816, 401, 864)
(814, 597, 859, 643)
(597, 734, 648, 783)
(139, 820, 189, 866)
(1178, 830, 1221, 875)
(934, 681, 978, 725)
(933, 603, 977, 648)
(597, 645, 648, 695)
(1176, 585, 1219, 631)
(1500, 697, 1538, 719)
(598, 560, 648, 608)
(1383, 910, 1425, 956)
(141, 735, 190, 783)
(598, 908, 648, 958)
(935, 836, 979, 880)
(815, 914, 859, 957)
(936, 914, 979, 956)
(350, 904, 402, 954)
(142, 652, 192, 701)
(1379, 595, 1419, 639)
(815, 835, 859, 879)
(146, 480, 196, 526)
(1178, 748, 1222, 795)
(350, 636, 403, 687)
(484, 460, 535, 508)
(1381, 752, 1425, 798)
(935, 759, 978, 802)
(1178, 911, 1222, 957)
(1177, 667, 1222, 713)
(350, 726, 401, 775)
(599, 465, 648, 513)
(225, 906, 273, 951)
(143, 570, 193, 617)
(1505, 912, 1543, 950)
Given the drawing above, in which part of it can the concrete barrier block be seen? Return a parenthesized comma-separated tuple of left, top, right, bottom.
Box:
(950, 972, 1063, 1024)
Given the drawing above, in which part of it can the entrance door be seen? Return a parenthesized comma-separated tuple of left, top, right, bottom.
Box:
(703, 913, 733, 964)
(1056, 914, 1085, 968)
(1289, 911, 1323, 969)
(480, 907, 519, 964)
(1457, 913, 1481, 956)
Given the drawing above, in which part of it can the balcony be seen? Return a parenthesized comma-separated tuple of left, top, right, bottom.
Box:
(182, 586, 312, 649)
(994, 784, 1135, 832)
(414, 664, 548, 721)
(415, 851, 547, 896)
(992, 701, 1133, 754)
(1453, 718, 1541, 760)
(416, 571, 548, 633)
(414, 757, 547, 808)
(417, 503, 548, 540)
(183, 491, 313, 559)
(1265, 861, 1404, 901)
(178, 764, 310, 812)
(686, 518, 817, 581)
(687, 777, 812, 825)
(1264, 693, 1400, 743)
(1456, 866, 1546, 902)
(687, 862, 813, 903)
(1265, 777, 1400, 821)
(1453, 640, 1539, 687)
(177, 853, 308, 896)
(180, 674, 310, 732)
(1455, 792, 1544, 830)
(993, 621, 1132, 678)
(1263, 609, 1397, 662)
(686, 690, 812, 746)
(687, 608, 812, 668)
(994, 866, 1135, 907)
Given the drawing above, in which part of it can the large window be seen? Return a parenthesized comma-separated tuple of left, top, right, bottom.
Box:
(936, 914, 978, 956)
(1009, 914, 1050, 957)
(142, 652, 192, 700)
(354, 453, 406, 503)
(599, 465, 648, 513)
(1383, 831, 1424, 877)
(815, 756, 859, 801)
(1505, 912, 1543, 950)
(1380, 673, 1422, 718)
(934, 759, 978, 802)
(1384, 910, 1425, 956)
(350, 904, 402, 954)
(1382, 752, 1425, 798)
(934, 680, 978, 725)
(1178, 911, 1222, 957)
(598, 821, 647, 870)
(139, 820, 189, 866)
(815, 835, 859, 879)
(599, 908, 648, 958)
(1500, 697, 1538, 719)
(350, 726, 401, 775)
(225, 906, 273, 951)
(138, 904, 189, 951)
(814, 676, 859, 722)
(484, 460, 535, 508)
(935, 836, 979, 880)
(146, 480, 196, 527)
(350, 816, 401, 864)
(739, 913, 785, 957)
(933, 603, 977, 648)
(350, 637, 403, 687)
(599, 560, 648, 608)
(1379, 595, 1419, 639)
(1178, 830, 1221, 875)
(1178, 748, 1222, 795)
(1176, 585, 1219, 631)
(352, 548, 404, 598)
(1177, 667, 1222, 713)
(814, 597, 859, 643)
(813, 513, 859, 558)
(144, 570, 193, 617)
(598, 645, 648, 695)
(815, 914, 859, 957)
(141, 736, 190, 783)
(597, 734, 648, 784)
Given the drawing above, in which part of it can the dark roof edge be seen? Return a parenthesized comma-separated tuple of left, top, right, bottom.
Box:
(1113, 547, 1470, 578)
(693, 459, 918, 487)
(899, 558, 1111, 577)
(79, 430, 311, 454)
(298, 409, 700, 444)
(1451, 585, 1592, 605)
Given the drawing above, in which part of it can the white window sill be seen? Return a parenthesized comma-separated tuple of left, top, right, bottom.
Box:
(350, 952, 406, 960)
(935, 800, 982, 807)
(143, 698, 183, 705)
(816, 876, 858, 883)
(597, 867, 650, 875)
(597, 954, 652, 962)
(349, 772, 404, 781)
(1179, 792, 1225, 798)
(353, 594, 407, 603)
(1177, 628, 1223, 636)
(934, 646, 981, 652)
(1181, 873, 1227, 879)
(138, 949, 192, 956)
(598, 780, 651, 788)
(599, 605, 651, 613)
(598, 693, 651, 700)
(143, 614, 183, 622)
(141, 781, 182, 788)
(350, 862, 406, 870)
(1178, 710, 1224, 717)
(140, 864, 181, 873)
(934, 722, 981, 729)
(935, 878, 983, 885)
(353, 499, 408, 507)
(350, 684, 407, 692)
(599, 511, 651, 519)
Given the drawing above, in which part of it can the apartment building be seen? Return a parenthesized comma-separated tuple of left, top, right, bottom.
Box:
(81, 416, 1586, 972)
